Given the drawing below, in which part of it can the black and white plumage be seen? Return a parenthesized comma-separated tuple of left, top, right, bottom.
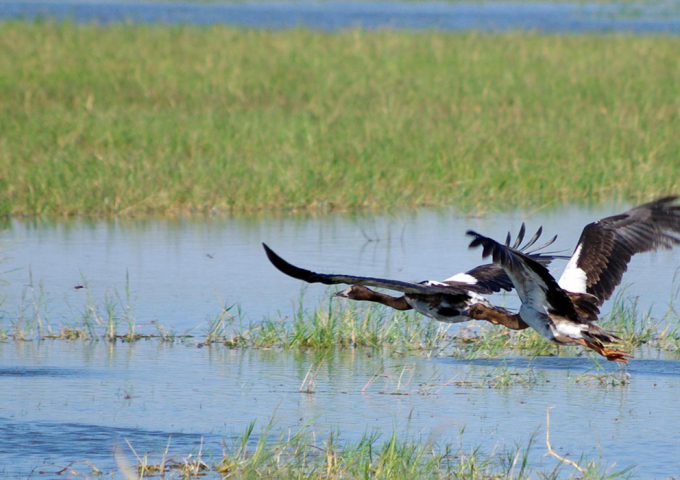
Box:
(466, 196, 680, 363)
(557, 196, 680, 304)
(263, 225, 562, 329)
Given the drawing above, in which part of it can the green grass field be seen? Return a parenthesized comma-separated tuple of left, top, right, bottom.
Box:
(1, 22, 679, 217)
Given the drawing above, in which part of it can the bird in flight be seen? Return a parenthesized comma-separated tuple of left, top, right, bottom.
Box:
(263, 224, 564, 330)
(466, 196, 680, 363)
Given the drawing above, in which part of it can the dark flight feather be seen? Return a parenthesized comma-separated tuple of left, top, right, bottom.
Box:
(561, 196, 680, 304)
(467, 230, 583, 323)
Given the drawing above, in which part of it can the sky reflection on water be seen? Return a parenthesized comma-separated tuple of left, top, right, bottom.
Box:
(3, 204, 680, 334)
(1, 341, 680, 477)
(3, 205, 680, 477)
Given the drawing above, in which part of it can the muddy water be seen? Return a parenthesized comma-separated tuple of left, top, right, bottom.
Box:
(2, 204, 680, 477)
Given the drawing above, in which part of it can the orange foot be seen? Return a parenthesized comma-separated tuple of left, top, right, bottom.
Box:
(600, 348, 633, 364)
(578, 339, 633, 364)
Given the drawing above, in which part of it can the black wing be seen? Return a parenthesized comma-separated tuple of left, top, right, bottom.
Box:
(447, 223, 567, 293)
(263, 243, 489, 295)
(467, 230, 582, 323)
(557, 196, 680, 304)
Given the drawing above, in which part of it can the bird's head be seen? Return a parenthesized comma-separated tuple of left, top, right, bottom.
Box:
(334, 286, 374, 301)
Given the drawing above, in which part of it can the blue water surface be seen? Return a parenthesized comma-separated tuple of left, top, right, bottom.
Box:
(1, 0, 679, 32)
(2, 206, 680, 477)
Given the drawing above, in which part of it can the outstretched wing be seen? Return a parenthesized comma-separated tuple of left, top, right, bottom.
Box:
(446, 223, 566, 293)
(466, 230, 582, 323)
(558, 196, 680, 304)
(263, 243, 489, 295)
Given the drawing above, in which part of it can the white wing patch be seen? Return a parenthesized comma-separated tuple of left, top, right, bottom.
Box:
(558, 244, 588, 294)
(467, 292, 488, 303)
(443, 273, 478, 284)
(553, 321, 586, 339)
(421, 280, 449, 287)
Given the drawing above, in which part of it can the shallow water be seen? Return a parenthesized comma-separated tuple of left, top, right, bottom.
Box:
(1, 0, 680, 33)
(3, 203, 680, 334)
(3, 204, 680, 477)
(1, 342, 680, 477)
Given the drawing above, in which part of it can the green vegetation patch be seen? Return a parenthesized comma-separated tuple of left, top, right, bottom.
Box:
(44, 419, 634, 480)
(5, 274, 680, 362)
(1, 22, 680, 217)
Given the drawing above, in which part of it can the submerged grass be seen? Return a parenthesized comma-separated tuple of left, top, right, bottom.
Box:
(1, 22, 680, 217)
(572, 365, 631, 387)
(1, 278, 456, 349)
(4, 246, 680, 369)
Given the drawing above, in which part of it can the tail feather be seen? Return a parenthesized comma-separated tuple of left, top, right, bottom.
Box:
(567, 293, 601, 322)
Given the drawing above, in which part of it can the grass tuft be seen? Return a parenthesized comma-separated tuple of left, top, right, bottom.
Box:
(105, 417, 635, 480)
(208, 297, 455, 352)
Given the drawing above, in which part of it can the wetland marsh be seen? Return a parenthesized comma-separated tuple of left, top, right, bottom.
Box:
(1, 341, 669, 479)
(3, 207, 680, 477)
(2, 6, 680, 478)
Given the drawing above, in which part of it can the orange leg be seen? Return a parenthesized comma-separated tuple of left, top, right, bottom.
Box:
(574, 339, 633, 364)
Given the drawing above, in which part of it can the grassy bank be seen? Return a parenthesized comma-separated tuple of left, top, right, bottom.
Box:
(1, 23, 679, 217)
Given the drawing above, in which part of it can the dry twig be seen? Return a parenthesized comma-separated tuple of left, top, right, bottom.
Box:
(545, 406, 585, 475)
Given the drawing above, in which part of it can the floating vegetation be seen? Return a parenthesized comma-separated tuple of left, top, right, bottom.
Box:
(572, 369, 632, 388)
(483, 363, 543, 389)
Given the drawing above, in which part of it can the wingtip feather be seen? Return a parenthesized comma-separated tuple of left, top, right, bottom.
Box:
(262, 243, 318, 282)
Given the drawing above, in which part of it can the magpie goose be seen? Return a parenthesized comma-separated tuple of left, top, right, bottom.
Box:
(263, 225, 562, 330)
(466, 196, 680, 363)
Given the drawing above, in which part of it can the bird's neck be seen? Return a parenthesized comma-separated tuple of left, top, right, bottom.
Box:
(359, 291, 411, 311)
(468, 304, 529, 330)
